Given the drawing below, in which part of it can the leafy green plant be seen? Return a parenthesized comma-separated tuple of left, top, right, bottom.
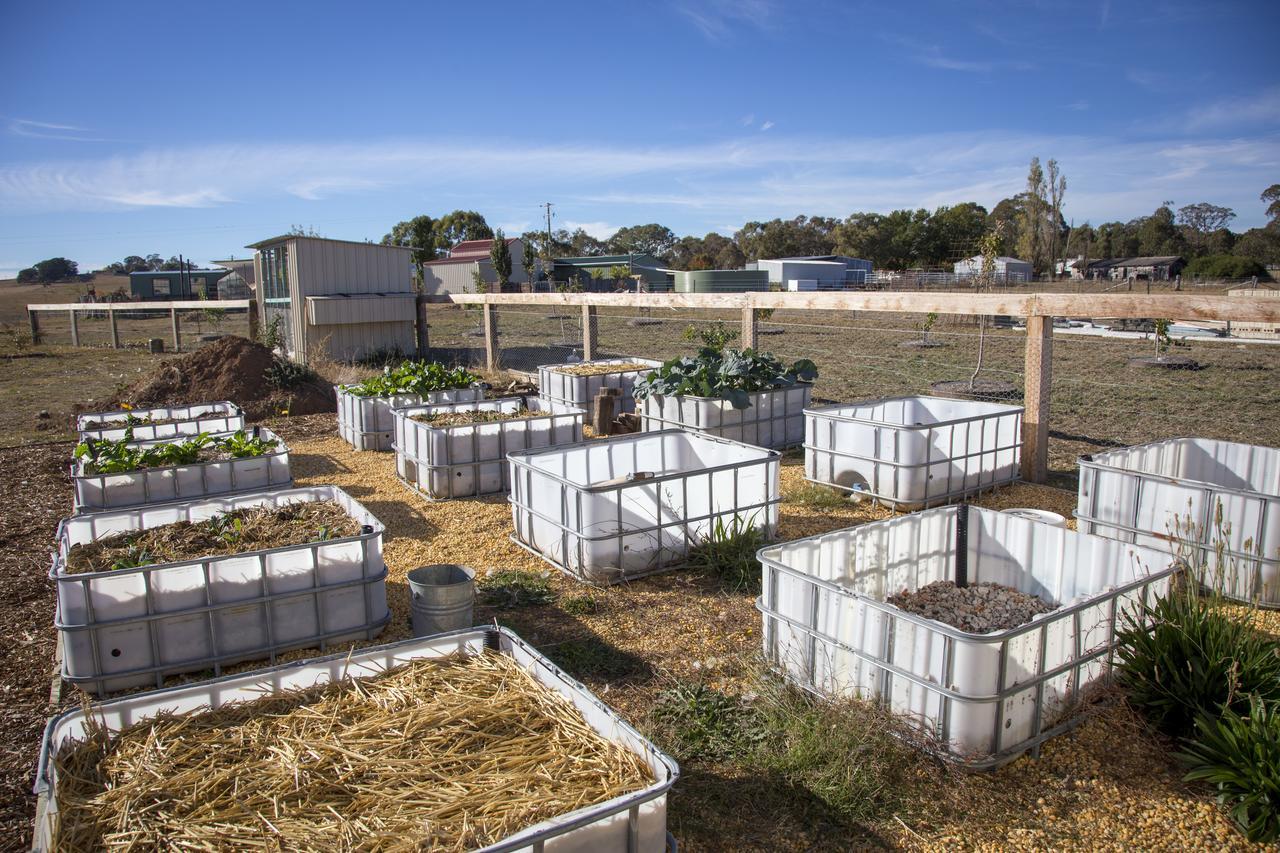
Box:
(219, 429, 280, 458)
(651, 681, 762, 762)
(682, 320, 739, 351)
(258, 316, 286, 353)
(265, 357, 316, 391)
(561, 593, 601, 616)
(1115, 584, 1280, 740)
(75, 430, 277, 475)
(346, 361, 479, 398)
(109, 545, 154, 571)
(685, 515, 767, 593)
(476, 569, 555, 608)
(207, 513, 244, 546)
(634, 347, 817, 409)
(1180, 695, 1280, 843)
(1153, 317, 1172, 357)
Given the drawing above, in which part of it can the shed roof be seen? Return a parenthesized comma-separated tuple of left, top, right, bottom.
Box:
(246, 234, 415, 252)
(129, 269, 228, 279)
(442, 238, 519, 260)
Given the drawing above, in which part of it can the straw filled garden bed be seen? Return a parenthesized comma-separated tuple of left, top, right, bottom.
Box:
(63, 501, 360, 575)
(51, 652, 652, 850)
(409, 407, 550, 427)
(552, 361, 655, 377)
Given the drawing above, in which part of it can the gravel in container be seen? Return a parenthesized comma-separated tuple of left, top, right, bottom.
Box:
(553, 361, 656, 376)
(888, 580, 1057, 633)
(50, 651, 653, 851)
(63, 500, 359, 575)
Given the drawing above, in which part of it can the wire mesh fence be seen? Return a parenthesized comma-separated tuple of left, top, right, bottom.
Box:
(30, 306, 253, 352)
(426, 300, 1280, 487)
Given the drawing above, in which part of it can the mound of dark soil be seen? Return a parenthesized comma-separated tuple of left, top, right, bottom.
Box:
(122, 336, 334, 420)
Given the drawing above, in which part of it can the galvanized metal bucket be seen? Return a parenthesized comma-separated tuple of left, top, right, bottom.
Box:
(406, 564, 475, 637)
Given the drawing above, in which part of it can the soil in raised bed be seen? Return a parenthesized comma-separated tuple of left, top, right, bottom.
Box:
(51, 651, 652, 851)
(410, 407, 549, 427)
(553, 362, 654, 376)
(64, 501, 360, 575)
(888, 580, 1056, 633)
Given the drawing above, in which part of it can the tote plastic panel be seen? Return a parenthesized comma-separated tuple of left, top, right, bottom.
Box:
(804, 395, 1023, 508)
(509, 430, 780, 584)
(757, 506, 1177, 768)
(52, 485, 390, 695)
(638, 385, 812, 450)
(71, 427, 291, 512)
(537, 359, 662, 414)
(394, 397, 585, 499)
(33, 626, 678, 853)
(77, 402, 244, 442)
(1077, 438, 1280, 606)
(336, 384, 484, 451)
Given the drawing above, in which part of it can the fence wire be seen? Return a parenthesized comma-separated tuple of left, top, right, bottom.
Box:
(422, 301, 1280, 487)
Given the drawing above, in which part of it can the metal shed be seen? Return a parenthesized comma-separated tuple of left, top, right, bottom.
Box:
(953, 256, 1033, 283)
(247, 235, 417, 365)
(128, 270, 229, 301)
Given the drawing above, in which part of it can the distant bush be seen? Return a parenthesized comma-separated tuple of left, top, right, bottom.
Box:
(15, 268, 38, 283)
(1184, 254, 1267, 280)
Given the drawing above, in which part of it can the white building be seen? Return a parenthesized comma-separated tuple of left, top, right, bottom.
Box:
(421, 238, 534, 295)
(953, 256, 1033, 283)
(749, 255, 874, 289)
(248, 234, 418, 364)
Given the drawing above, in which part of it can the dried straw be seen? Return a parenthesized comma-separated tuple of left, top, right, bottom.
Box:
(553, 362, 652, 377)
(52, 652, 652, 851)
(65, 501, 361, 575)
(410, 408, 547, 427)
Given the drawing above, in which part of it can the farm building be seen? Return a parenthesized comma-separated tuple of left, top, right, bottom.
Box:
(421, 238, 535, 295)
(550, 254, 668, 291)
(1088, 256, 1186, 281)
(247, 234, 417, 365)
(213, 257, 257, 286)
(953, 256, 1033, 283)
(672, 268, 769, 293)
(749, 255, 873, 288)
(128, 269, 229, 301)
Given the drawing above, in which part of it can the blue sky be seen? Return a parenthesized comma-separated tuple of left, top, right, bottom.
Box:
(2, 0, 1278, 276)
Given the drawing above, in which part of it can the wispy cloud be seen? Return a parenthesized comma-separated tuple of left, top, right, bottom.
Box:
(880, 35, 1002, 73)
(740, 114, 755, 126)
(1126, 68, 1169, 90)
(1185, 86, 1280, 130)
(675, 0, 778, 41)
(2, 131, 1277, 228)
(1099, 0, 1111, 28)
(760, 120, 775, 131)
(1067, 100, 1090, 111)
(562, 221, 619, 240)
(8, 118, 109, 142)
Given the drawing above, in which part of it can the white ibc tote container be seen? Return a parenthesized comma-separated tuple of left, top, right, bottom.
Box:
(804, 395, 1023, 508)
(639, 385, 812, 450)
(757, 505, 1177, 768)
(1077, 438, 1280, 607)
(52, 485, 390, 694)
(537, 358, 662, 414)
(393, 396, 584, 499)
(77, 401, 244, 442)
(508, 430, 780, 584)
(335, 384, 484, 452)
(71, 426, 292, 512)
(33, 627, 679, 853)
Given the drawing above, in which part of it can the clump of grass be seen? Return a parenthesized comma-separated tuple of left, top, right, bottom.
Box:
(561, 593, 602, 616)
(648, 673, 920, 826)
(1180, 695, 1280, 843)
(477, 569, 555, 608)
(786, 482, 849, 509)
(548, 637, 645, 682)
(685, 515, 766, 594)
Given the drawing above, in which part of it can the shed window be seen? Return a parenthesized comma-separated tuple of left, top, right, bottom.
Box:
(152, 279, 171, 296)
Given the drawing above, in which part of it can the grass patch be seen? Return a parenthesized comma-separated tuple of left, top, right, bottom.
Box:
(561, 593, 602, 616)
(648, 673, 921, 827)
(546, 637, 647, 682)
(476, 569, 556, 608)
(785, 482, 849, 509)
(685, 516, 766, 594)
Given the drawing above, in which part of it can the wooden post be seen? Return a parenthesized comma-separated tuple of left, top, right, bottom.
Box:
(247, 299, 260, 341)
(1020, 314, 1053, 483)
(27, 309, 40, 345)
(482, 303, 499, 372)
(581, 304, 598, 361)
(108, 307, 120, 349)
(741, 306, 759, 350)
(170, 308, 181, 352)
(69, 309, 80, 347)
(416, 294, 430, 358)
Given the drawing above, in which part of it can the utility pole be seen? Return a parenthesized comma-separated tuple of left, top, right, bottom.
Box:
(540, 202, 554, 250)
